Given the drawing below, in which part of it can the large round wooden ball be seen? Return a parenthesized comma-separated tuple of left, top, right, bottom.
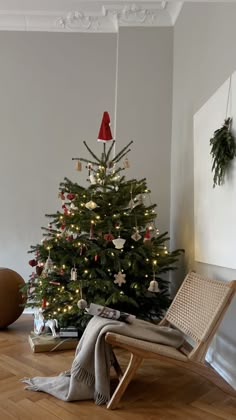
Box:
(0, 268, 25, 329)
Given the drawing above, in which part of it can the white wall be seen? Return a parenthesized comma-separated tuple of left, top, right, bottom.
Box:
(0, 28, 173, 283)
(0, 32, 117, 279)
(171, 2, 236, 389)
(116, 27, 173, 234)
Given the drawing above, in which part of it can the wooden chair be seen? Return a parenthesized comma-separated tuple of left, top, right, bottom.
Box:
(105, 271, 236, 409)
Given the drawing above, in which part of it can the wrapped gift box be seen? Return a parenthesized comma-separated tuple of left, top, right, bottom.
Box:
(28, 332, 78, 353)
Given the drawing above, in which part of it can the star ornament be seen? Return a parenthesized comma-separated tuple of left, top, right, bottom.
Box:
(114, 271, 126, 287)
(85, 200, 98, 210)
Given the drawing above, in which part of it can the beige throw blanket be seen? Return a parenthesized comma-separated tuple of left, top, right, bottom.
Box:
(21, 315, 184, 405)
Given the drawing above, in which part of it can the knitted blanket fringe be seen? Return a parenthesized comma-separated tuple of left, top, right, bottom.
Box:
(20, 378, 39, 392)
(71, 364, 95, 387)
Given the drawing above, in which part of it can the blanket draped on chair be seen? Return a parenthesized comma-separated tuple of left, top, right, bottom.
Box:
(21, 315, 184, 405)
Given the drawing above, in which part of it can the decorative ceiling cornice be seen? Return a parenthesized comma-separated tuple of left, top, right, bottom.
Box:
(0, 1, 183, 32)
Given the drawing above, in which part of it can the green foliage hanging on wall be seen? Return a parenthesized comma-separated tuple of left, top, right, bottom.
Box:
(210, 117, 236, 188)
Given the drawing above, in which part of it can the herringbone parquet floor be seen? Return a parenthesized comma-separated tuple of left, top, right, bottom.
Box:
(0, 315, 235, 419)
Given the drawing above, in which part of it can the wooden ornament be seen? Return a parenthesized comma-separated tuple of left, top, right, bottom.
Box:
(123, 157, 130, 168)
(76, 161, 82, 171)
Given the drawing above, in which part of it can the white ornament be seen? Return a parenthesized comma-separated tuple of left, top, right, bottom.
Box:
(70, 202, 78, 210)
(114, 271, 126, 287)
(77, 299, 88, 309)
(44, 256, 53, 272)
(148, 280, 160, 293)
(128, 199, 135, 210)
(135, 194, 144, 205)
(85, 200, 98, 210)
(71, 267, 77, 281)
(89, 174, 96, 184)
(112, 237, 126, 249)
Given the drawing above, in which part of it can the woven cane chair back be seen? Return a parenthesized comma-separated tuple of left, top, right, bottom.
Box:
(165, 272, 233, 343)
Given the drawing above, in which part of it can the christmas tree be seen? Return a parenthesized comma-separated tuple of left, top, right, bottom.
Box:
(23, 112, 183, 333)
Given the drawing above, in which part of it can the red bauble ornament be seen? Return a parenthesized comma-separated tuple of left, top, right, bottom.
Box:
(36, 266, 43, 276)
(67, 193, 75, 201)
(29, 259, 37, 267)
(104, 233, 114, 241)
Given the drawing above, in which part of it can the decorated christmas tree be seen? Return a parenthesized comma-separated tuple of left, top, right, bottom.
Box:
(23, 112, 183, 333)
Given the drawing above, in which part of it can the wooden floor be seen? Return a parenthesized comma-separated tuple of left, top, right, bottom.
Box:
(0, 315, 236, 420)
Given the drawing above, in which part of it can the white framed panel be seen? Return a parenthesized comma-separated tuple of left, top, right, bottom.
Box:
(194, 72, 236, 269)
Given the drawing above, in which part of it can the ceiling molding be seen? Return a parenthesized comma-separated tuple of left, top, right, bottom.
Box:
(0, 2, 183, 32)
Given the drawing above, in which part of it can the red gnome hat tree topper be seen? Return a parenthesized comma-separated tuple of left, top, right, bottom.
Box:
(97, 111, 113, 142)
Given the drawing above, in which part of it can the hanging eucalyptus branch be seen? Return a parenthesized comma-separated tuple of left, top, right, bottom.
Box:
(210, 117, 236, 188)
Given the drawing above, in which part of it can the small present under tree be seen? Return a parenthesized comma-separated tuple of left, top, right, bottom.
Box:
(23, 112, 183, 333)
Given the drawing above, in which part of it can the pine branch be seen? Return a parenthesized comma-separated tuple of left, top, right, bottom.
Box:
(113, 149, 132, 164)
(111, 140, 133, 162)
(83, 141, 101, 163)
(72, 157, 99, 166)
(105, 140, 116, 163)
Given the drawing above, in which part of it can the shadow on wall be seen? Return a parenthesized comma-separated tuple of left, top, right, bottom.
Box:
(206, 295, 236, 389)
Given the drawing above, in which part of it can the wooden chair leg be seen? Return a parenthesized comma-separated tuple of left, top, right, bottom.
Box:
(107, 353, 143, 410)
(112, 350, 123, 381)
